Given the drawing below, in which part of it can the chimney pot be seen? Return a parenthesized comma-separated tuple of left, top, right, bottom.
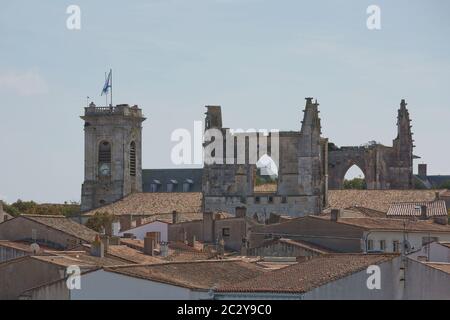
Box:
(90, 235, 105, 258)
(172, 211, 179, 224)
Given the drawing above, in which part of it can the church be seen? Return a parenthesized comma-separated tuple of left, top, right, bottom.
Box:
(80, 98, 419, 217)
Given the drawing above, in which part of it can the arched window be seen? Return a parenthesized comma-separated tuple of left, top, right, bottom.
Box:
(98, 141, 111, 163)
(98, 141, 112, 177)
(130, 141, 136, 177)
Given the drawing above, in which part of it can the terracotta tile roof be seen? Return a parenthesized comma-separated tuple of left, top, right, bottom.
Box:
(0, 240, 57, 253)
(105, 259, 267, 290)
(277, 239, 333, 254)
(424, 262, 450, 275)
(321, 207, 386, 218)
(254, 238, 332, 255)
(21, 215, 98, 242)
(313, 216, 450, 232)
(217, 254, 398, 294)
(106, 245, 164, 264)
(328, 190, 444, 212)
(83, 192, 203, 217)
(31, 252, 127, 268)
(119, 239, 213, 262)
(387, 200, 447, 217)
(442, 190, 450, 197)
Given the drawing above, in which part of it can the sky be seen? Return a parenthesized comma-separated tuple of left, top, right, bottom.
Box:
(0, 0, 449, 203)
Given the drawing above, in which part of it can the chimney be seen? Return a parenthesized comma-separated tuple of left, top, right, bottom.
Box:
(143, 232, 158, 256)
(172, 211, 179, 224)
(188, 235, 197, 247)
(160, 242, 169, 257)
(418, 164, 427, 178)
(330, 209, 341, 222)
(109, 236, 121, 245)
(135, 217, 142, 227)
(120, 215, 132, 232)
(100, 235, 109, 254)
(420, 205, 428, 220)
(235, 206, 247, 218)
(203, 212, 215, 243)
(90, 235, 105, 258)
(435, 192, 441, 201)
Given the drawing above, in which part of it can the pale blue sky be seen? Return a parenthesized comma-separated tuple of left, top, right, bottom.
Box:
(0, 0, 449, 203)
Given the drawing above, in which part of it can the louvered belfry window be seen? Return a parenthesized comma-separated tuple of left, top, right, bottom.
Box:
(98, 141, 111, 163)
(130, 141, 136, 177)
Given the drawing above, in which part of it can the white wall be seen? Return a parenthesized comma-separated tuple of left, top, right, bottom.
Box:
(365, 231, 450, 254)
(118, 221, 168, 242)
(304, 257, 404, 300)
(408, 242, 450, 263)
(70, 270, 211, 300)
(405, 258, 450, 300)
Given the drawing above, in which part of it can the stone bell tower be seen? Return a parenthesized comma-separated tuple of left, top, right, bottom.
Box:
(80, 103, 146, 212)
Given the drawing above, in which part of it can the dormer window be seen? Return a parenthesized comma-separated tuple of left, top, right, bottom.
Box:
(167, 179, 178, 192)
(183, 179, 194, 192)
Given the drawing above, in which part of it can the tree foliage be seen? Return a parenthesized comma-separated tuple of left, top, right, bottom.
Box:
(85, 211, 115, 233)
(343, 178, 367, 190)
(439, 180, 450, 190)
(2, 199, 80, 217)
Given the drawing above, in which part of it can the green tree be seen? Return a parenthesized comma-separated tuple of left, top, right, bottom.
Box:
(343, 178, 367, 190)
(439, 180, 450, 189)
(85, 211, 115, 233)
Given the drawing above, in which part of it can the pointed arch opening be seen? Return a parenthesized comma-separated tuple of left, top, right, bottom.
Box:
(253, 154, 278, 193)
(343, 164, 367, 189)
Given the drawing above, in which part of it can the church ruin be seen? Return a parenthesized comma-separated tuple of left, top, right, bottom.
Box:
(80, 98, 415, 217)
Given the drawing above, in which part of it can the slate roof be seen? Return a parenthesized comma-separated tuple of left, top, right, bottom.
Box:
(142, 168, 203, 192)
(387, 200, 447, 218)
(105, 259, 266, 290)
(217, 254, 398, 294)
(21, 215, 98, 242)
(83, 192, 203, 217)
(327, 190, 444, 212)
(415, 175, 450, 189)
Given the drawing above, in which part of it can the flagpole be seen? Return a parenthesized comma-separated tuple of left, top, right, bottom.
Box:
(105, 72, 108, 107)
(110, 69, 113, 107)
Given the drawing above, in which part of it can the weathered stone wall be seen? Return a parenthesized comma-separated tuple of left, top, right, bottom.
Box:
(202, 98, 327, 217)
(81, 104, 145, 212)
(328, 99, 414, 190)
